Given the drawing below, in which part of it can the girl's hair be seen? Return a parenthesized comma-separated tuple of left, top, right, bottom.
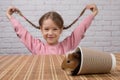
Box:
(18, 8, 86, 30)
(39, 11, 64, 29)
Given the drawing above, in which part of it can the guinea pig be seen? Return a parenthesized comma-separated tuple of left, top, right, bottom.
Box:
(61, 47, 81, 76)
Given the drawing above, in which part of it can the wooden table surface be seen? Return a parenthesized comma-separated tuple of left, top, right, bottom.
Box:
(0, 54, 120, 80)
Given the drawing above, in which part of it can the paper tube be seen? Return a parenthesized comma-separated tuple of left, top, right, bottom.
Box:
(78, 47, 116, 74)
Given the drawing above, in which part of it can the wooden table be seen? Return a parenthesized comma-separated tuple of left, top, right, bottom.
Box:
(0, 54, 120, 80)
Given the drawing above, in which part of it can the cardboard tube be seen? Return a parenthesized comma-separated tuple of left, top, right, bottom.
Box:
(78, 47, 116, 74)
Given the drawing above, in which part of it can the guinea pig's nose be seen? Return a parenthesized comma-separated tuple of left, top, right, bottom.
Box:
(62, 67, 65, 70)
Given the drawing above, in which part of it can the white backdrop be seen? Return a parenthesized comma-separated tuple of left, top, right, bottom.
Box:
(0, 0, 120, 54)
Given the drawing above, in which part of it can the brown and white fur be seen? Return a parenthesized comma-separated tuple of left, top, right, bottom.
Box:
(61, 47, 81, 76)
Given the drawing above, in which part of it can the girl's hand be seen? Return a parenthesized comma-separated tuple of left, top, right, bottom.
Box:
(86, 4, 98, 17)
(6, 6, 20, 19)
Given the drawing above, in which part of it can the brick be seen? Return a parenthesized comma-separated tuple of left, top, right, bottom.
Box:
(0, 0, 120, 54)
(95, 31, 111, 37)
(103, 26, 119, 31)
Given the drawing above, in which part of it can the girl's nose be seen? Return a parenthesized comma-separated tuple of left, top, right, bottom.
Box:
(48, 30, 53, 35)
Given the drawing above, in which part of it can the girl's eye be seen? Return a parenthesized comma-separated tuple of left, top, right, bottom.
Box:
(53, 28, 58, 30)
(44, 28, 49, 31)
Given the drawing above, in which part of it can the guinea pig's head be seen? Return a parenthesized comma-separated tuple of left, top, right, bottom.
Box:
(61, 47, 81, 76)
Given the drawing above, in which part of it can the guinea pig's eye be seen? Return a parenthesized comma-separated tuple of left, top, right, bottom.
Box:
(67, 60, 70, 63)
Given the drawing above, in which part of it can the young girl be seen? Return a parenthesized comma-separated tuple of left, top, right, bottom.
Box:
(6, 4, 98, 55)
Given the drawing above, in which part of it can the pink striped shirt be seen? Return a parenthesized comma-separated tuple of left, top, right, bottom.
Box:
(10, 14, 94, 55)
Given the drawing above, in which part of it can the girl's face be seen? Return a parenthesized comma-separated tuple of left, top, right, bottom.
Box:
(41, 19, 63, 45)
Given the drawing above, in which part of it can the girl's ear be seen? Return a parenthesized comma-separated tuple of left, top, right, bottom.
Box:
(39, 26, 41, 29)
(60, 28, 63, 34)
(40, 26, 44, 34)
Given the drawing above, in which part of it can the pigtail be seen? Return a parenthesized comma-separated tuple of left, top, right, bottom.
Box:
(17, 8, 86, 30)
(17, 10, 40, 29)
(63, 8, 86, 30)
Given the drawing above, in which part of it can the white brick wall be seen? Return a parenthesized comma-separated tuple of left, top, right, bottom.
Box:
(0, 0, 120, 54)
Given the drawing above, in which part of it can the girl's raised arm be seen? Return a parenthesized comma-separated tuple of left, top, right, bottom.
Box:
(6, 6, 42, 54)
(61, 4, 98, 52)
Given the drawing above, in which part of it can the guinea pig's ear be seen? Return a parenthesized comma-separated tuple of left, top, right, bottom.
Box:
(75, 47, 80, 53)
(72, 53, 80, 59)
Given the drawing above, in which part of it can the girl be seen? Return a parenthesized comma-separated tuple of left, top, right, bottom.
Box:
(6, 4, 98, 55)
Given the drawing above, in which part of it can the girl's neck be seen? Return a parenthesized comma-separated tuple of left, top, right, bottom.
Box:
(46, 42, 59, 46)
